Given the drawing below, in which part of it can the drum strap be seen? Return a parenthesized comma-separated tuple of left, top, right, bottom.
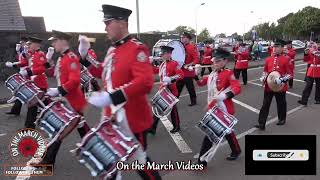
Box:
(159, 62, 166, 81)
(55, 57, 61, 86)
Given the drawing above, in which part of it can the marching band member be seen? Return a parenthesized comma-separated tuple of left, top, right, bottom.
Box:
(285, 40, 296, 88)
(150, 45, 184, 134)
(34, 30, 90, 172)
(17, 37, 49, 128)
(298, 44, 320, 105)
(303, 43, 316, 81)
(233, 43, 250, 85)
(195, 48, 242, 167)
(84, 5, 161, 179)
(255, 39, 292, 130)
(177, 32, 200, 106)
(5, 36, 28, 116)
(201, 40, 213, 76)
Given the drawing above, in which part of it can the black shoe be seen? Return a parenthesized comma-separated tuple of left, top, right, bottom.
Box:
(298, 100, 307, 106)
(289, 86, 293, 89)
(315, 101, 320, 104)
(188, 102, 196, 106)
(197, 159, 207, 168)
(170, 127, 180, 133)
(254, 124, 265, 130)
(5, 111, 19, 116)
(226, 152, 241, 161)
(148, 129, 156, 136)
(276, 120, 286, 125)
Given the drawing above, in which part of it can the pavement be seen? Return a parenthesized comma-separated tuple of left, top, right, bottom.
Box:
(1, 52, 320, 180)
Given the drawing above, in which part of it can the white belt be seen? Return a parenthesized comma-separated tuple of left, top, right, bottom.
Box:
(237, 60, 248, 62)
(310, 64, 320, 67)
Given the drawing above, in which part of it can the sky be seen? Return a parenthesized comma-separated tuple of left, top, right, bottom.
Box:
(18, 0, 320, 36)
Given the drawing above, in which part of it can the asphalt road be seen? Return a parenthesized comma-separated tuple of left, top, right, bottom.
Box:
(0, 58, 319, 180)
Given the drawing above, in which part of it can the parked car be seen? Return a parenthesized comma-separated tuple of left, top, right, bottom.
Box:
(292, 40, 306, 50)
(259, 41, 269, 53)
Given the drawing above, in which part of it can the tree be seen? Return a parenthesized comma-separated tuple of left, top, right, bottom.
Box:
(197, 28, 211, 42)
(174, 26, 196, 36)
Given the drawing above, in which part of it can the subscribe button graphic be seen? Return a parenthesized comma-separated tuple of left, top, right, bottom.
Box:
(253, 150, 309, 161)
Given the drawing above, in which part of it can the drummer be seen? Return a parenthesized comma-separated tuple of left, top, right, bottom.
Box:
(255, 39, 292, 130)
(31, 30, 90, 173)
(150, 45, 184, 134)
(195, 48, 242, 167)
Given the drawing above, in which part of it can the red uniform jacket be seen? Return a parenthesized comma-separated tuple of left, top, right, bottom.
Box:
(153, 60, 184, 96)
(202, 47, 213, 65)
(56, 49, 87, 113)
(286, 48, 296, 77)
(304, 52, 320, 78)
(235, 49, 250, 69)
(263, 55, 292, 92)
(24, 50, 49, 90)
(15, 51, 31, 69)
(196, 69, 241, 115)
(233, 45, 239, 60)
(182, 43, 199, 77)
(87, 36, 154, 133)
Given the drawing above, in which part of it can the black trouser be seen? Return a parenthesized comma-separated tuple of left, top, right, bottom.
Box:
(177, 77, 197, 104)
(9, 99, 22, 115)
(300, 77, 320, 103)
(288, 78, 293, 87)
(234, 68, 248, 84)
(25, 88, 49, 129)
(304, 64, 311, 81)
(258, 91, 287, 126)
(198, 132, 241, 166)
(109, 130, 162, 180)
(151, 104, 180, 132)
(40, 112, 90, 166)
(201, 67, 212, 76)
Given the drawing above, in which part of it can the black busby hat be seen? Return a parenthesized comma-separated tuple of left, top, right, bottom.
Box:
(160, 45, 174, 53)
(28, 36, 43, 43)
(102, 4, 132, 22)
(181, 32, 193, 39)
(213, 48, 230, 60)
(240, 42, 247, 46)
(48, 30, 72, 41)
(273, 39, 286, 47)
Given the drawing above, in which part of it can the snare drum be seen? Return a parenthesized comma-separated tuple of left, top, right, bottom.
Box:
(73, 119, 139, 178)
(36, 101, 81, 144)
(80, 69, 94, 89)
(197, 106, 238, 143)
(151, 87, 179, 118)
(5, 74, 45, 107)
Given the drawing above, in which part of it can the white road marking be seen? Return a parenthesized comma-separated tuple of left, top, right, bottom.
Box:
(160, 116, 193, 153)
(248, 81, 302, 98)
(0, 133, 6, 137)
(232, 99, 260, 114)
(15, 157, 42, 180)
(294, 78, 315, 85)
(0, 103, 13, 109)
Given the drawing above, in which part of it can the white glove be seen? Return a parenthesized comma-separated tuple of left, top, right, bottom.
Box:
(46, 88, 59, 97)
(260, 76, 266, 82)
(162, 76, 172, 84)
(149, 56, 154, 63)
(19, 69, 28, 77)
(188, 66, 194, 71)
(46, 47, 55, 60)
(5, 62, 13, 68)
(194, 64, 201, 75)
(274, 77, 283, 85)
(213, 93, 227, 101)
(78, 38, 90, 58)
(16, 44, 21, 53)
(88, 91, 112, 108)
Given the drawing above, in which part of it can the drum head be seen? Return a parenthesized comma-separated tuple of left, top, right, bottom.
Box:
(167, 40, 186, 68)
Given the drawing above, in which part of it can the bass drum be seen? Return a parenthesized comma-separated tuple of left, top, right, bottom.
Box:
(151, 39, 185, 68)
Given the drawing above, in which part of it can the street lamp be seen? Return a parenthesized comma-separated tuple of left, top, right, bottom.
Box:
(136, 0, 140, 39)
(195, 2, 205, 44)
